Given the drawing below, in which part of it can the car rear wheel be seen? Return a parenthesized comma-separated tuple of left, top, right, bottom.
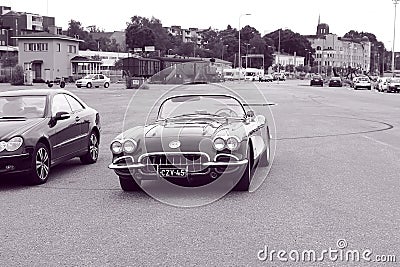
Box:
(86, 82, 92, 88)
(104, 82, 109, 88)
(80, 131, 99, 164)
(28, 142, 50, 185)
(76, 85, 81, 88)
(119, 175, 141, 191)
(233, 147, 252, 191)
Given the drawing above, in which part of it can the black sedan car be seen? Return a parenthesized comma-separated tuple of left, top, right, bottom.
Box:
(310, 75, 324, 86)
(328, 77, 343, 87)
(109, 94, 271, 192)
(0, 89, 101, 185)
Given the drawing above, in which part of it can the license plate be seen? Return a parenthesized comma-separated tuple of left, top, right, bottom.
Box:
(157, 167, 187, 177)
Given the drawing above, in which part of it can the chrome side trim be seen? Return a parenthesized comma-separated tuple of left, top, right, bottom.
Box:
(53, 134, 88, 149)
(203, 159, 248, 166)
(0, 153, 30, 159)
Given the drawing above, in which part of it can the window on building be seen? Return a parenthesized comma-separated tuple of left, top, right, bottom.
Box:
(68, 45, 77, 53)
(56, 43, 61, 52)
(24, 42, 48, 52)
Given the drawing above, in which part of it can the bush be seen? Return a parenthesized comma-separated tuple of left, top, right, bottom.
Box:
(11, 65, 24, 85)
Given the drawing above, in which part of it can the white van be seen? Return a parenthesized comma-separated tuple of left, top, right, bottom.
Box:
(244, 68, 264, 81)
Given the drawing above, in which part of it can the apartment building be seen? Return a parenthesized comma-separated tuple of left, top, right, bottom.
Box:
(165, 25, 204, 46)
(0, 5, 59, 46)
(305, 21, 371, 72)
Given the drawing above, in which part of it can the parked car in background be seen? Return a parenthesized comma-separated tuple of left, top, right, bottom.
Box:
(75, 74, 111, 88)
(353, 76, 371, 90)
(259, 74, 274, 82)
(0, 89, 101, 185)
(328, 77, 343, 87)
(273, 72, 286, 81)
(377, 77, 390, 92)
(386, 77, 400, 93)
(310, 74, 324, 86)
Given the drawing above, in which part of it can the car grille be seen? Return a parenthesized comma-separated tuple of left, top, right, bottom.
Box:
(140, 153, 209, 174)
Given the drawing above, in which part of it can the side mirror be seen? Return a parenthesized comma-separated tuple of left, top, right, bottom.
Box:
(245, 110, 255, 123)
(54, 111, 70, 121)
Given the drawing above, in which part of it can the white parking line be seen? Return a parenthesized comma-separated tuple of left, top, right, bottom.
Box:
(363, 135, 400, 151)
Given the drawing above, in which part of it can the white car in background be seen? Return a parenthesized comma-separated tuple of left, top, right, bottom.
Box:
(377, 77, 390, 92)
(75, 74, 111, 88)
(386, 77, 400, 93)
(353, 76, 371, 90)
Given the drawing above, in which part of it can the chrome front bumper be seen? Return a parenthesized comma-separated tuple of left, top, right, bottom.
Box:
(108, 152, 248, 170)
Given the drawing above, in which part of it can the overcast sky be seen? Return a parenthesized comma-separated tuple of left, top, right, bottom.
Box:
(4, 0, 398, 50)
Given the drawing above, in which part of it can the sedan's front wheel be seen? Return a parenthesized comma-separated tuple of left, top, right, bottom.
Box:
(80, 131, 99, 164)
(28, 143, 50, 185)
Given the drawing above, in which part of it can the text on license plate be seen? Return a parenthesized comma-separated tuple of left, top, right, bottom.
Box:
(158, 168, 187, 177)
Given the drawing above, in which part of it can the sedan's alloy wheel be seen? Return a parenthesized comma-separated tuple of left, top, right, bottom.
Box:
(36, 147, 49, 180)
(89, 134, 99, 161)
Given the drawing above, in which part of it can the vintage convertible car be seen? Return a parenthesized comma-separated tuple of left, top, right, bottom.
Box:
(109, 94, 271, 192)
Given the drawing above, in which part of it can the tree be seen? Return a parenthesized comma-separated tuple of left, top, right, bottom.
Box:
(264, 29, 313, 57)
(0, 54, 18, 68)
(11, 65, 24, 85)
(125, 16, 173, 54)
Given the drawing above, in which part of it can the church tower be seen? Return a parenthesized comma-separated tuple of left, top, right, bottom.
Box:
(316, 15, 329, 37)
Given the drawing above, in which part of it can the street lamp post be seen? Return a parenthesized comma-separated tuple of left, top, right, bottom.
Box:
(238, 13, 251, 81)
(392, 0, 399, 77)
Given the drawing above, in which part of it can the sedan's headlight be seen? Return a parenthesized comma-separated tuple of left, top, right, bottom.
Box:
(226, 137, 240, 151)
(110, 140, 123, 154)
(0, 141, 6, 152)
(6, 137, 23, 152)
(123, 139, 137, 154)
(213, 137, 226, 151)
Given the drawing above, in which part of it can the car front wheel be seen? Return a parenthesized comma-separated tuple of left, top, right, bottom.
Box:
(119, 175, 141, 191)
(28, 142, 51, 185)
(104, 82, 110, 88)
(80, 131, 99, 164)
(233, 147, 252, 191)
(86, 82, 92, 88)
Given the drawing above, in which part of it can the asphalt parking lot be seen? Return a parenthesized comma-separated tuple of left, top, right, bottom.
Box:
(0, 80, 399, 266)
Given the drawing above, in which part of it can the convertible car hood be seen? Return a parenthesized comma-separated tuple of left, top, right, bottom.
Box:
(0, 118, 45, 140)
(145, 120, 244, 138)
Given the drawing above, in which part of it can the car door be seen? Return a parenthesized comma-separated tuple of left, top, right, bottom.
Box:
(98, 74, 106, 86)
(64, 94, 90, 150)
(49, 94, 81, 161)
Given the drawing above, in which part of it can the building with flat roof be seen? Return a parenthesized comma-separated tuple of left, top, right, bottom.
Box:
(13, 32, 82, 82)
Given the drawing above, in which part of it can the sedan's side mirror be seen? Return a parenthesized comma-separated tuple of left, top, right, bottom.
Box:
(54, 111, 70, 121)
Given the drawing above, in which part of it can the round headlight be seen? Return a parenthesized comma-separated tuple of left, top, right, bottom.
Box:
(213, 137, 226, 151)
(110, 140, 123, 154)
(0, 141, 7, 152)
(226, 137, 239, 151)
(6, 137, 23, 152)
(123, 139, 137, 154)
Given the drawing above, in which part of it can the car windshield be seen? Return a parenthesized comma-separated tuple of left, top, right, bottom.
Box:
(158, 95, 246, 120)
(83, 74, 96, 79)
(0, 95, 47, 119)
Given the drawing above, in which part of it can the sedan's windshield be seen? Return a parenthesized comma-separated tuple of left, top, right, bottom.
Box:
(0, 96, 47, 119)
(158, 95, 245, 120)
